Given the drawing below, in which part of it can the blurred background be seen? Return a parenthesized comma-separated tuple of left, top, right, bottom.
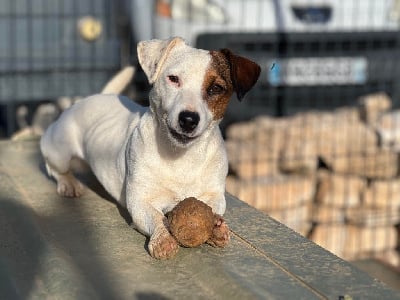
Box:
(1, 0, 400, 288)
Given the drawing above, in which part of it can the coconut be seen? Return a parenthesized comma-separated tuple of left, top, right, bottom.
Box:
(166, 197, 215, 247)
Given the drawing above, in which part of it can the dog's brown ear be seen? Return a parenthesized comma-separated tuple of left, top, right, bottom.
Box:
(137, 37, 185, 84)
(220, 49, 261, 101)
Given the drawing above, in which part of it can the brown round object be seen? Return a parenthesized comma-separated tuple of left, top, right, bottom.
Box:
(166, 197, 215, 247)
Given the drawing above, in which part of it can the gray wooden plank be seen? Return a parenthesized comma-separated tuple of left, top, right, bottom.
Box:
(225, 193, 400, 300)
(1, 140, 400, 299)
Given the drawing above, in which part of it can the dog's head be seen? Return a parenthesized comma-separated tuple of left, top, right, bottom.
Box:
(138, 37, 261, 148)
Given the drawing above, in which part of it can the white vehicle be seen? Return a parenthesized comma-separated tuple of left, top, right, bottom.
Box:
(132, 0, 400, 42)
(130, 0, 400, 119)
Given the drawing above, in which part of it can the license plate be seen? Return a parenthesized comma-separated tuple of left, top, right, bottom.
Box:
(268, 57, 368, 86)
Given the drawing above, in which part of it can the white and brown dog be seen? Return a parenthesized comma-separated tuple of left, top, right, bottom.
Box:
(40, 37, 260, 259)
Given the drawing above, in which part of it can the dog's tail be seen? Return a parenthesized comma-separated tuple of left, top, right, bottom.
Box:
(101, 66, 135, 94)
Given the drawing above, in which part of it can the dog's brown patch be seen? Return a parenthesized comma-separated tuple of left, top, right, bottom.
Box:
(202, 51, 234, 120)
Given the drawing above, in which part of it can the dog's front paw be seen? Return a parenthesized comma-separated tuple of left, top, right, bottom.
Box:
(148, 228, 179, 259)
(207, 215, 230, 248)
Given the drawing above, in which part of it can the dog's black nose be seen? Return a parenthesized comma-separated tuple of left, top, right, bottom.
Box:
(179, 111, 200, 133)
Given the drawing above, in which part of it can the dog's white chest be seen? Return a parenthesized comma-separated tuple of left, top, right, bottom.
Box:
(126, 120, 224, 209)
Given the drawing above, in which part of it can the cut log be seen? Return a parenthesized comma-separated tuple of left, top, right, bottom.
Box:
(311, 225, 347, 258)
(375, 110, 400, 151)
(363, 179, 400, 208)
(279, 139, 317, 174)
(226, 175, 315, 211)
(358, 92, 392, 124)
(315, 171, 365, 208)
(312, 205, 345, 224)
(268, 203, 312, 236)
(346, 206, 400, 227)
(226, 140, 280, 179)
(323, 149, 398, 179)
(318, 122, 378, 161)
(344, 225, 398, 259)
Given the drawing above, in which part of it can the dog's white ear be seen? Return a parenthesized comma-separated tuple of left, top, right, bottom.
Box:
(137, 37, 185, 84)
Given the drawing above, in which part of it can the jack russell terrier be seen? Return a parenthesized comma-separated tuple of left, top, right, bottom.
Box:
(40, 37, 261, 259)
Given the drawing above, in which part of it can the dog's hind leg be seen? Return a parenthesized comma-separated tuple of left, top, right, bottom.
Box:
(40, 128, 85, 198)
(45, 162, 84, 197)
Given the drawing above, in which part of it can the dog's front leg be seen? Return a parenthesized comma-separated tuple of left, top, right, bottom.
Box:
(147, 214, 179, 260)
(126, 195, 179, 259)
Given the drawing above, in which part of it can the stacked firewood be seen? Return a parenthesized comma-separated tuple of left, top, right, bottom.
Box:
(226, 92, 400, 267)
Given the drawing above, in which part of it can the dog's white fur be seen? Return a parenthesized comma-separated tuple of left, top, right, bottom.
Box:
(41, 37, 260, 259)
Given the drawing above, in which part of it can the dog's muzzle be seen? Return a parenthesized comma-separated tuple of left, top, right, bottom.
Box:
(168, 110, 200, 145)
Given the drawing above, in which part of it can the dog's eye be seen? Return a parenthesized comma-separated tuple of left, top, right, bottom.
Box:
(208, 84, 225, 96)
(167, 75, 180, 84)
